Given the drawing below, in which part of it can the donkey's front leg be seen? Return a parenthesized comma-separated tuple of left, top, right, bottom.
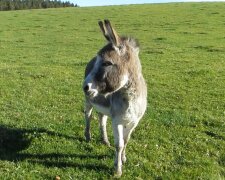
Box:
(98, 113, 110, 146)
(113, 123, 124, 177)
(84, 100, 93, 142)
(122, 123, 137, 164)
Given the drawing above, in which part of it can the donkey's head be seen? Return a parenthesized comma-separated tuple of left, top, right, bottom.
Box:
(83, 20, 140, 98)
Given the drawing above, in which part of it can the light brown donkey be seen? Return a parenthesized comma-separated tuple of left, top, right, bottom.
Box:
(83, 20, 147, 177)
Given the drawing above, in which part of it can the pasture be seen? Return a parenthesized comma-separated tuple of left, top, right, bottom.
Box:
(0, 2, 225, 179)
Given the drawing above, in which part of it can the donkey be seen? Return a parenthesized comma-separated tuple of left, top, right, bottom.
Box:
(83, 20, 147, 177)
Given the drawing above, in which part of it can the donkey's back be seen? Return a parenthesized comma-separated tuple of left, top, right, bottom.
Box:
(83, 20, 147, 177)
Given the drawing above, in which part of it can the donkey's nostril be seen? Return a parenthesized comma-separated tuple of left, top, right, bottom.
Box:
(84, 85, 89, 92)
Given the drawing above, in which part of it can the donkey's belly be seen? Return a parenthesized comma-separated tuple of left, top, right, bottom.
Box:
(111, 94, 147, 125)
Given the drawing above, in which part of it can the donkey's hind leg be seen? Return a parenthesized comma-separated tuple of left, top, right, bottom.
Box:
(84, 99, 93, 142)
(98, 113, 110, 146)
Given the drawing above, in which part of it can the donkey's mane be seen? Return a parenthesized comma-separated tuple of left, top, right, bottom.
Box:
(98, 36, 139, 56)
(120, 36, 139, 50)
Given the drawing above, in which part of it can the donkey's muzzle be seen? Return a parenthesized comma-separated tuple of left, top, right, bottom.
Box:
(83, 84, 89, 93)
(83, 83, 98, 97)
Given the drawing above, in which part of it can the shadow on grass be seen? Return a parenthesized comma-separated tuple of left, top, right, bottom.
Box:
(0, 125, 31, 159)
(0, 125, 111, 173)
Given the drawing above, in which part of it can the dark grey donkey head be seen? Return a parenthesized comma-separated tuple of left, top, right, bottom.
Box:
(83, 20, 140, 98)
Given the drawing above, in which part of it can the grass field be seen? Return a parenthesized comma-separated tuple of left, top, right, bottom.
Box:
(0, 2, 225, 179)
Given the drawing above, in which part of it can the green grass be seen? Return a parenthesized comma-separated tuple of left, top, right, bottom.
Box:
(0, 2, 225, 179)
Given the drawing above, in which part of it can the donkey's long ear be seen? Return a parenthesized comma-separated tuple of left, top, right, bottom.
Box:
(98, 21, 110, 42)
(104, 20, 121, 47)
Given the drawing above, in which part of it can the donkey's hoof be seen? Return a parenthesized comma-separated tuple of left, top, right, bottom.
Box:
(113, 171, 122, 178)
(102, 140, 110, 147)
(85, 137, 91, 142)
(85, 133, 91, 142)
(114, 165, 122, 178)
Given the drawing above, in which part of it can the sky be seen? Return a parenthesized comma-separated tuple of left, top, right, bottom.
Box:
(67, 0, 225, 7)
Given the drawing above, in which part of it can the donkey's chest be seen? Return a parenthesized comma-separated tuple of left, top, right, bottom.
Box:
(92, 102, 111, 116)
(89, 95, 111, 116)
(91, 98, 138, 122)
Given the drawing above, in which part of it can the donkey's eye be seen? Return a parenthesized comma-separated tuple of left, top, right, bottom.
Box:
(102, 61, 113, 67)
